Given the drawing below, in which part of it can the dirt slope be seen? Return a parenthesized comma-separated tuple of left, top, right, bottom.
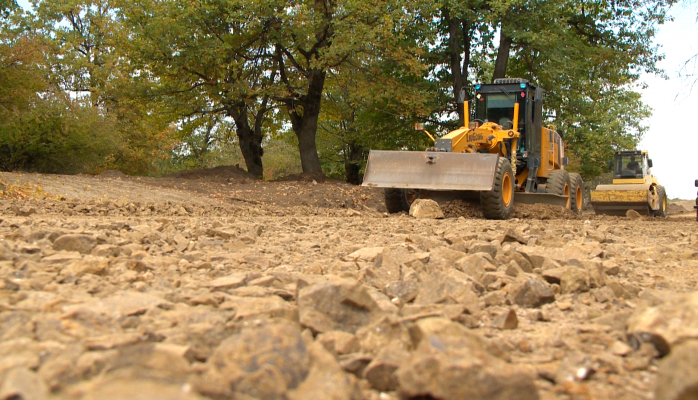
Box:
(0, 170, 697, 400)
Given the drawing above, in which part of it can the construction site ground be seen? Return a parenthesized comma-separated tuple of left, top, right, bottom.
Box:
(0, 168, 696, 400)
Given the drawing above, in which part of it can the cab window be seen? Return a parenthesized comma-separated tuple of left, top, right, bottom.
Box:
(614, 155, 644, 179)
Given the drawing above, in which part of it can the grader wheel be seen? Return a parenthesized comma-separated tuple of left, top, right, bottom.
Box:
(384, 188, 419, 213)
(568, 173, 584, 214)
(480, 157, 514, 220)
(547, 170, 571, 209)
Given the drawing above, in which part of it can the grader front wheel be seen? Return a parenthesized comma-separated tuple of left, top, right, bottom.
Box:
(480, 157, 514, 220)
(384, 188, 419, 213)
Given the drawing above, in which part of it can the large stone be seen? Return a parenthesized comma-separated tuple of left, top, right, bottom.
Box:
(344, 247, 383, 262)
(219, 295, 298, 322)
(0, 367, 49, 400)
(204, 273, 248, 290)
(96, 343, 192, 382)
(363, 342, 410, 392)
(395, 318, 539, 400)
(469, 242, 499, 259)
(317, 331, 359, 355)
(541, 267, 567, 284)
(62, 291, 170, 319)
(627, 291, 698, 355)
(584, 260, 607, 288)
(427, 247, 468, 270)
(626, 209, 642, 219)
(454, 254, 493, 282)
(501, 228, 527, 245)
(205, 320, 311, 399)
(384, 277, 420, 304)
(508, 278, 555, 308)
(355, 316, 411, 355)
(560, 266, 589, 294)
(359, 247, 403, 290)
(654, 340, 698, 400)
(413, 270, 480, 314)
(409, 199, 444, 219)
(82, 379, 204, 400)
(52, 234, 96, 254)
(287, 342, 362, 400)
(298, 280, 382, 334)
(493, 308, 518, 330)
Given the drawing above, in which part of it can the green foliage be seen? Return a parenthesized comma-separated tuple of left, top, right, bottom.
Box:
(262, 138, 303, 180)
(0, 0, 678, 181)
(501, 0, 672, 177)
(0, 9, 119, 174)
(0, 93, 124, 173)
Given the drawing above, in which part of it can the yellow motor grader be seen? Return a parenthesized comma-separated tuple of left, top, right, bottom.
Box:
(590, 150, 666, 217)
(362, 78, 584, 219)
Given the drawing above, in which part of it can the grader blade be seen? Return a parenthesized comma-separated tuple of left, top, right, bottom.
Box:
(362, 150, 499, 191)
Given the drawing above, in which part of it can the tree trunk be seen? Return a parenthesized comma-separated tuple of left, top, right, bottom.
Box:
(344, 140, 364, 185)
(493, 23, 512, 82)
(444, 8, 472, 125)
(288, 69, 326, 175)
(229, 105, 264, 179)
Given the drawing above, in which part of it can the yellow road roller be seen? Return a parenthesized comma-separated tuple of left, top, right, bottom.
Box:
(590, 150, 666, 217)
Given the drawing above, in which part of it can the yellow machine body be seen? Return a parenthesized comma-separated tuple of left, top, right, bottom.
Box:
(590, 150, 664, 216)
(363, 79, 572, 208)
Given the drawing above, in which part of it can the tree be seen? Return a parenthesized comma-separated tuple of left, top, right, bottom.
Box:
(28, 0, 176, 175)
(268, 0, 433, 174)
(486, 0, 673, 177)
(0, 6, 125, 173)
(117, 0, 281, 178)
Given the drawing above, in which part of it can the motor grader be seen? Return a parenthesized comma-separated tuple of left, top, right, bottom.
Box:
(362, 78, 584, 219)
(590, 150, 666, 217)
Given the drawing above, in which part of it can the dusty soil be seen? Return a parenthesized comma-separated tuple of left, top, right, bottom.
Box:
(0, 168, 697, 400)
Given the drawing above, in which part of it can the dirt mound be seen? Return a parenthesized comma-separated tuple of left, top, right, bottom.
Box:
(99, 169, 127, 178)
(512, 203, 582, 220)
(441, 200, 484, 218)
(165, 165, 257, 183)
(441, 199, 582, 220)
(273, 172, 335, 183)
(668, 202, 691, 215)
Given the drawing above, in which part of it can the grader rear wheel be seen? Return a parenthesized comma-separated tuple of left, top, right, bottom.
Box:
(568, 173, 584, 214)
(480, 157, 514, 220)
(547, 170, 571, 209)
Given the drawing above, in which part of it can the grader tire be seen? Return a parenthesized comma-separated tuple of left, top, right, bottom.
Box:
(547, 170, 571, 209)
(569, 173, 584, 214)
(652, 185, 667, 218)
(384, 188, 417, 213)
(480, 157, 514, 220)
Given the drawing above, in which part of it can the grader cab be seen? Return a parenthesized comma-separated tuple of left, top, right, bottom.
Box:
(362, 78, 584, 219)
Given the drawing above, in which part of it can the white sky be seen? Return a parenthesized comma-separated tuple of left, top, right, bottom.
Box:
(639, 5, 698, 199)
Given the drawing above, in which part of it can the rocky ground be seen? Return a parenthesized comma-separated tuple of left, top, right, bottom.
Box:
(0, 169, 697, 400)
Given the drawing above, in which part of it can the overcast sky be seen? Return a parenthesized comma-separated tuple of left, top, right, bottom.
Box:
(639, 5, 698, 199)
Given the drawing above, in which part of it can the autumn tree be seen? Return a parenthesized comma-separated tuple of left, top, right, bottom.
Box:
(117, 0, 283, 178)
